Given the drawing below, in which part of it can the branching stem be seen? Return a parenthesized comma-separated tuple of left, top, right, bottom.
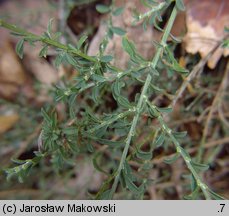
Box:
(0, 19, 96, 62)
(109, 5, 178, 198)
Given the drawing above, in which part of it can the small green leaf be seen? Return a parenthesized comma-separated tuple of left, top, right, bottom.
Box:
(155, 132, 165, 147)
(91, 85, 100, 103)
(86, 142, 94, 153)
(136, 149, 153, 160)
(147, 104, 159, 118)
(67, 140, 79, 153)
(100, 55, 113, 62)
(176, 0, 185, 11)
(54, 52, 64, 68)
(169, 33, 182, 43)
(112, 79, 124, 99)
(191, 161, 209, 172)
(122, 36, 136, 57)
(77, 35, 88, 49)
(123, 161, 136, 181)
(47, 18, 54, 38)
(91, 74, 107, 83)
(94, 125, 108, 138)
(53, 32, 62, 41)
(122, 171, 143, 194)
(96, 4, 110, 13)
(171, 62, 188, 74)
(150, 84, 164, 92)
(164, 153, 180, 164)
(67, 44, 77, 51)
(184, 187, 200, 200)
(107, 28, 114, 39)
(85, 108, 100, 123)
(39, 45, 48, 58)
(149, 14, 156, 26)
(165, 46, 188, 75)
(15, 39, 24, 59)
(222, 39, 229, 48)
(156, 13, 163, 22)
(111, 27, 126, 36)
(17, 174, 24, 183)
(34, 151, 45, 157)
(92, 153, 109, 175)
(95, 138, 124, 148)
(117, 96, 132, 109)
(142, 18, 148, 31)
(41, 108, 51, 123)
(172, 131, 187, 139)
(156, 106, 173, 113)
(62, 127, 78, 135)
(65, 54, 78, 68)
(11, 158, 27, 165)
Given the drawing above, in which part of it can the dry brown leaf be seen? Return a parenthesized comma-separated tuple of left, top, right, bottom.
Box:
(184, 0, 229, 69)
(0, 42, 27, 99)
(0, 83, 19, 100)
(23, 56, 58, 85)
(0, 42, 26, 85)
(171, 11, 186, 38)
(0, 114, 19, 134)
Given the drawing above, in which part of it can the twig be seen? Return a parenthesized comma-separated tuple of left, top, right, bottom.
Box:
(218, 102, 229, 128)
(169, 112, 229, 127)
(170, 42, 222, 108)
(197, 61, 229, 162)
(128, 136, 229, 168)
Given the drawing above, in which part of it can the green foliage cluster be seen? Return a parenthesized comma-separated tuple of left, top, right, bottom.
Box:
(0, 0, 225, 200)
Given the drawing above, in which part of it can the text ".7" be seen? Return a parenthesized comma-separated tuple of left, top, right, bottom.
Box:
(218, 204, 226, 213)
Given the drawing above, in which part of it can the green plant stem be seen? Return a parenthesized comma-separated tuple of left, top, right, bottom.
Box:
(0, 20, 162, 94)
(0, 19, 159, 87)
(151, 4, 177, 65)
(157, 117, 211, 199)
(0, 19, 96, 62)
(146, 99, 212, 199)
(109, 74, 152, 198)
(109, 5, 178, 198)
(85, 109, 134, 134)
(138, 2, 167, 21)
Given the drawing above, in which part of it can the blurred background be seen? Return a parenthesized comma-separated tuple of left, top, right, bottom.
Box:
(0, 0, 228, 199)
